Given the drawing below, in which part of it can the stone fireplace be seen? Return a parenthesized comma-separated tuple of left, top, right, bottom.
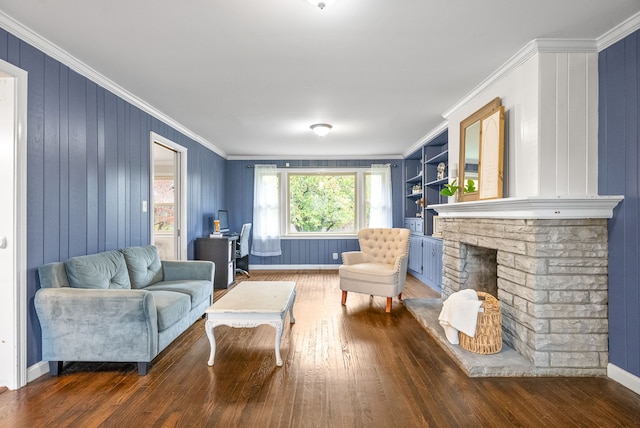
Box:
(433, 197, 623, 376)
(412, 44, 627, 376)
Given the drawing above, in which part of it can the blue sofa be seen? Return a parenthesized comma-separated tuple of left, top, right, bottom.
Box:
(35, 245, 214, 375)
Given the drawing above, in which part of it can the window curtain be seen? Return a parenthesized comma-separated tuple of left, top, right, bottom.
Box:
(251, 164, 282, 256)
(368, 163, 393, 228)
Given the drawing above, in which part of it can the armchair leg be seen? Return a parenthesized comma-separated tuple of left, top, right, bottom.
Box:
(398, 293, 403, 301)
(341, 290, 348, 306)
(386, 297, 392, 313)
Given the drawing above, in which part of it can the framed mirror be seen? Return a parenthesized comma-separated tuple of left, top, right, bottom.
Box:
(457, 97, 505, 202)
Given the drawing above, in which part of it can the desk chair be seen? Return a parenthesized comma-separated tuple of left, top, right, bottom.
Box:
(235, 223, 252, 277)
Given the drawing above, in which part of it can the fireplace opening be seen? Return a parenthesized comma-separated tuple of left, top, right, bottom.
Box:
(459, 243, 497, 298)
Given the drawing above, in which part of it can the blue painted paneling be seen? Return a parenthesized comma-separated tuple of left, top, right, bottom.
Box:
(0, 27, 226, 366)
(599, 29, 640, 377)
(225, 159, 402, 266)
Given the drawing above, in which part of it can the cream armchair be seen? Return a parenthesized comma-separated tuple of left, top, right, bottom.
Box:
(339, 228, 411, 313)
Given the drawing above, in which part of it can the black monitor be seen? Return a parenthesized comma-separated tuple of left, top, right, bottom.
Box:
(217, 210, 230, 233)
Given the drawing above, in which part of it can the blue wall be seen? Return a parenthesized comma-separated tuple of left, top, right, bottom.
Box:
(0, 28, 226, 366)
(225, 159, 404, 266)
(599, 29, 640, 378)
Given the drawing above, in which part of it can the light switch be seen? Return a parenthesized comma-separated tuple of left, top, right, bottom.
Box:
(142, 200, 148, 212)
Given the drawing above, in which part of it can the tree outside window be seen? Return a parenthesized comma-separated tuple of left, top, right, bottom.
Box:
(288, 173, 356, 234)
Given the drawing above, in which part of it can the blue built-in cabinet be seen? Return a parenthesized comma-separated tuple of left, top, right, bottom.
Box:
(0, 28, 226, 366)
(599, 29, 640, 379)
(225, 159, 404, 266)
(403, 130, 447, 292)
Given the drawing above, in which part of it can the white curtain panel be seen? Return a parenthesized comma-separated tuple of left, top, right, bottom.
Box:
(251, 164, 282, 256)
(369, 164, 393, 228)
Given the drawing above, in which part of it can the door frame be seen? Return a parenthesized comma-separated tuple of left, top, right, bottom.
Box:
(150, 132, 188, 260)
(0, 59, 28, 389)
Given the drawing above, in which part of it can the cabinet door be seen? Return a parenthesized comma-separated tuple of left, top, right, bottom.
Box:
(433, 239, 443, 288)
(408, 236, 423, 273)
(423, 238, 443, 289)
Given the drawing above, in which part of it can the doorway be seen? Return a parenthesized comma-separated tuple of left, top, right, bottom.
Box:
(151, 133, 187, 260)
(0, 60, 28, 389)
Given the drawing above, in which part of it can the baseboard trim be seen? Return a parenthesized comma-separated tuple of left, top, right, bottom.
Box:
(608, 363, 640, 395)
(250, 264, 339, 271)
(27, 361, 49, 383)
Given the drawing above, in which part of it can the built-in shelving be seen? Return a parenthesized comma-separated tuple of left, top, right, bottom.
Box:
(402, 128, 448, 292)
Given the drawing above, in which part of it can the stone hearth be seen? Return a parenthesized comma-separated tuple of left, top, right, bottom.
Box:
(437, 216, 610, 376)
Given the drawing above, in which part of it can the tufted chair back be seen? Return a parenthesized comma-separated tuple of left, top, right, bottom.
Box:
(358, 228, 410, 265)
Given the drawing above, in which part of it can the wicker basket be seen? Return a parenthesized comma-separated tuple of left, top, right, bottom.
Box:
(458, 291, 503, 354)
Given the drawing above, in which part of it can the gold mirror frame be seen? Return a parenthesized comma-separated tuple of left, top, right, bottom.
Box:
(457, 97, 505, 202)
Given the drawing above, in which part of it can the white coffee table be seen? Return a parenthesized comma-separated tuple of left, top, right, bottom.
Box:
(205, 281, 296, 367)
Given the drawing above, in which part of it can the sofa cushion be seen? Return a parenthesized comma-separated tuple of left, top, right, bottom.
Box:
(144, 280, 212, 307)
(148, 290, 191, 331)
(65, 251, 131, 290)
(120, 245, 163, 289)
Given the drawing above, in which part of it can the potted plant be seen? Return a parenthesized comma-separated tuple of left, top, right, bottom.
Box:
(440, 179, 459, 198)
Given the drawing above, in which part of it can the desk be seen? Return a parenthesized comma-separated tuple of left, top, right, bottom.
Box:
(195, 236, 238, 289)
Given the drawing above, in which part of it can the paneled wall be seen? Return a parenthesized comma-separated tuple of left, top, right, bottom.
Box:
(446, 47, 599, 198)
(226, 159, 403, 266)
(599, 29, 640, 378)
(0, 28, 226, 366)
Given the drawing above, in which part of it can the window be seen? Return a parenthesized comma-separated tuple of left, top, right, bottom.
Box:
(280, 167, 389, 237)
(288, 173, 356, 234)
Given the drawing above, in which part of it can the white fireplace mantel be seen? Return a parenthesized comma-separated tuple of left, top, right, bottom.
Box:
(432, 196, 624, 219)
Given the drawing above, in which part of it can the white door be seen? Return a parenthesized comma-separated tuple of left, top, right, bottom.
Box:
(0, 60, 27, 389)
(151, 133, 187, 260)
(152, 143, 179, 260)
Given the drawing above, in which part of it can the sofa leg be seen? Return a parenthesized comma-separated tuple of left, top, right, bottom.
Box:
(386, 297, 392, 313)
(398, 292, 403, 301)
(49, 361, 63, 376)
(341, 290, 347, 306)
(138, 362, 150, 376)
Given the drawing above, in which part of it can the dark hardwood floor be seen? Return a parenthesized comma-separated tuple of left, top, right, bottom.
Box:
(1, 271, 640, 427)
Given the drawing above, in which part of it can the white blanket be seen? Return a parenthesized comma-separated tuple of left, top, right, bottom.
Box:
(438, 289, 482, 344)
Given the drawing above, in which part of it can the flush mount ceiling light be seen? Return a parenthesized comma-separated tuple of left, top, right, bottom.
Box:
(310, 123, 332, 137)
(307, 0, 336, 10)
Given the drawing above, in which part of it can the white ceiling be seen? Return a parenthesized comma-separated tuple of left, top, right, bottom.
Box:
(1, 0, 639, 159)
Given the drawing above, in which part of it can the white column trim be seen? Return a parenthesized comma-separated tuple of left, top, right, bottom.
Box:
(0, 58, 28, 390)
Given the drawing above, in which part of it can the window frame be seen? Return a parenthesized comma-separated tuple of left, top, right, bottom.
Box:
(279, 167, 371, 239)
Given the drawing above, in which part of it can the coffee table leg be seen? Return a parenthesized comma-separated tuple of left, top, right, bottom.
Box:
(289, 291, 296, 324)
(272, 320, 284, 366)
(205, 319, 216, 366)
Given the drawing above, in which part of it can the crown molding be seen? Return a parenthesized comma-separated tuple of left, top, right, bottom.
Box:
(598, 11, 640, 51)
(441, 12, 640, 121)
(0, 11, 227, 159)
(442, 39, 597, 119)
(404, 120, 448, 158)
(227, 154, 403, 161)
